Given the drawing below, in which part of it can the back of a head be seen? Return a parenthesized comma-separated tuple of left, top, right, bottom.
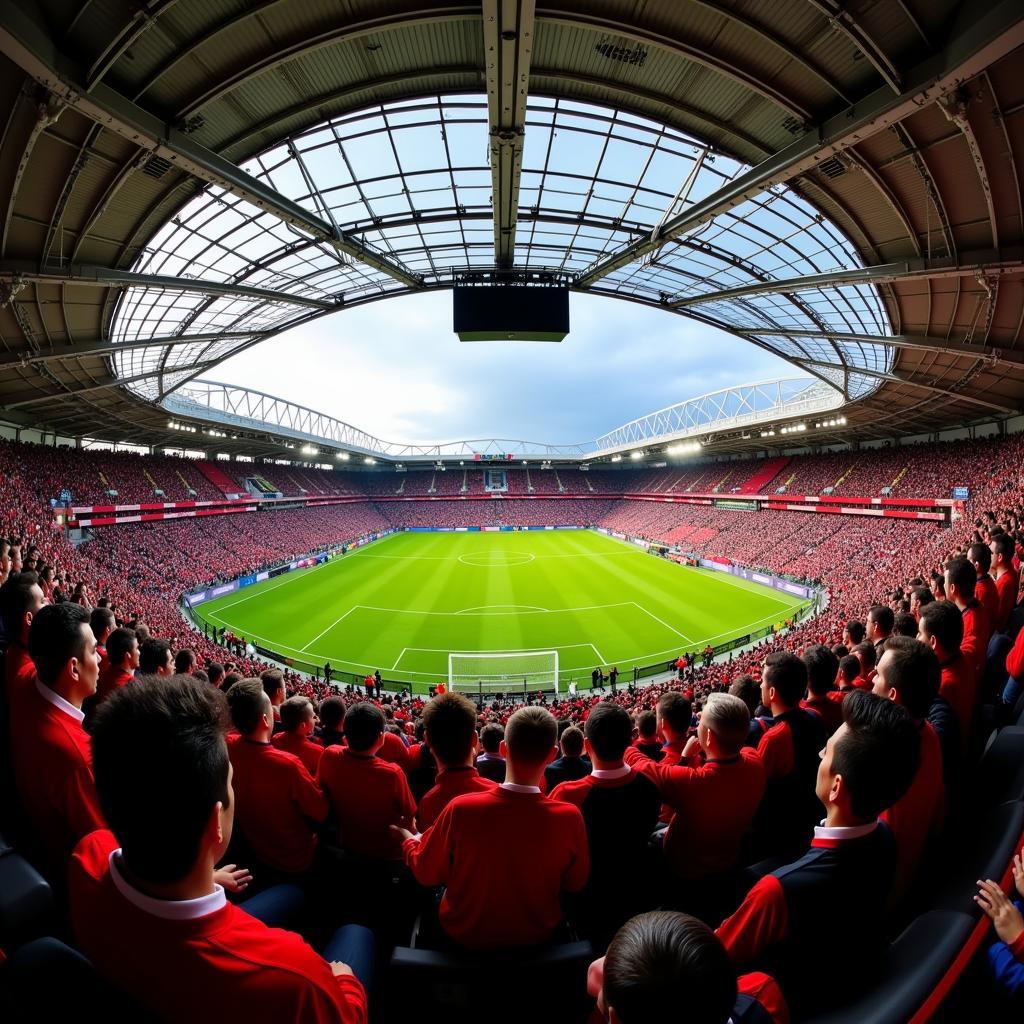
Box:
(91, 675, 229, 883)
(835, 691, 921, 820)
(280, 695, 313, 732)
(89, 605, 116, 641)
(174, 648, 196, 674)
(852, 641, 876, 672)
(260, 668, 285, 702)
(910, 586, 933, 611)
(839, 654, 861, 685)
(968, 541, 992, 573)
(727, 674, 760, 715)
(422, 690, 478, 767)
(879, 636, 940, 719)
(945, 556, 976, 598)
(207, 661, 224, 686)
(919, 599, 964, 653)
(656, 691, 692, 733)
(318, 695, 346, 731)
(0, 571, 40, 634)
(868, 605, 894, 635)
(480, 722, 504, 754)
(344, 701, 385, 752)
(636, 709, 658, 739)
(763, 651, 807, 707)
(585, 702, 632, 761)
(226, 678, 269, 736)
(29, 601, 89, 685)
(504, 706, 556, 765)
(802, 644, 839, 697)
(105, 627, 137, 669)
(992, 532, 1014, 564)
(893, 612, 918, 638)
(560, 725, 585, 758)
(603, 911, 736, 1024)
(700, 693, 750, 755)
(138, 637, 171, 675)
(844, 620, 866, 645)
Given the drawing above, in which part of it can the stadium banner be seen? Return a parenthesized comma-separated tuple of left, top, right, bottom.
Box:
(485, 526, 502, 532)
(256, 571, 270, 582)
(238, 574, 258, 588)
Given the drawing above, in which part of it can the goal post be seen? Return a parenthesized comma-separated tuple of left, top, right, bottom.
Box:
(448, 650, 559, 698)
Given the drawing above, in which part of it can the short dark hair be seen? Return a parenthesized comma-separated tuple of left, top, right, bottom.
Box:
(727, 674, 760, 715)
(918, 600, 964, 653)
(852, 640, 876, 672)
(992, 533, 1015, 563)
(893, 612, 919, 638)
(91, 676, 229, 883)
(0, 571, 40, 633)
(910, 586, 933, 610)
(318, 696, 346, 730)
(28, 602, 90, 685)
(657, 692, 692, 733)
(260, 669, 285, 701)
(174, 648, 196, 674)
(504, 706, 556, 764)
(838, 654, 861, 684)
(480, 722, 504, 754)
(968, 541, 992, 573)
(206, 662, 224, 686)
(802, 644, 839, 697)
(138, 638, 171, 674)
(585, 702, 632, 761)
(945, 556, 976, 598)
(89, 606, 116, 641)
(603, 911, 736, 1024)
(843, 620, 866, 645)
(867, 605, 894, 634)
(879, 636, 940, 719)
(344, 702, 385, 752)
(106, 627, 137, 669)
(422, 691, 479, 767)
(560, 725, 585, 757)
(280, 695, 313, 732)
(636, 709, 658, 739)
(834, 691, 920, 821)
(226, 678, 269, 736)
(763, 651, 807, 707)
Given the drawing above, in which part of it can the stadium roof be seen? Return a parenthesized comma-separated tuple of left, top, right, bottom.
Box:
(0, 0, 1022, 459)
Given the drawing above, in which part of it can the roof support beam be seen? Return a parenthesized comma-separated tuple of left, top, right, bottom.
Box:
(0, 1, 423, 289)
(796, 360, 1017, 415)
(484, 1, 535, 269)
(670, 250, 1024, 307)
(734, 328, 1024, 367)
(574, 0, 1024, 288)
(0, 261, 339, 310)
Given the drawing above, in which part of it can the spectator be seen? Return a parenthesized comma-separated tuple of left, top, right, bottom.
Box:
(545, 724, 591, 790)
(918, 600, 973, 751)
(946, 555, 991, 683)
(139, 638, 173, 677)
(317, 696, 346, 748)
(976, 846, 1024, 1003)
(799, 645, 842, 735)
(991, 533, 1020, 634)
(396, 707, 589, 949)
(174, 647, 197, 676)
(633, 709, 665, 760)
(475, 722, 507, 782)
(272, 695, 325, 776)
(71, 675, 371, 1023)
(656, 691, 693, 766)
(0, 571, 45, 715)
(866, 606, 894, 656)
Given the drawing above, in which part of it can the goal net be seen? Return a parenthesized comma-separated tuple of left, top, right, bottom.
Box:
(448, 650, 559, 697)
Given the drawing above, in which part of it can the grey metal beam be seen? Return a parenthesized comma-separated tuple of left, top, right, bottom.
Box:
(796, 359, 1017, 415)
(484, 1, 535, 269)
(2, 359, 224, 409)
(670, 251, 1024, 307)
(574, 0, 1024, 287)
(734, 328, 1024, 367)
(0, 260, 339, 310)
(0, 331, 275, 369)
(0, 1, 423, 289)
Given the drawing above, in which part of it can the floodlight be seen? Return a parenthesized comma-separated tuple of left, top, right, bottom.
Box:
(630, 450, 644, 460)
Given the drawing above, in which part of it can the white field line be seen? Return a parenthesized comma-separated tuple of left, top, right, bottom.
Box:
(628, 601, 694, 645)
(391, 647, 408, 670)
(299, 606, 360, 652)
(682, 564, 796, 608)
(352, 601, 634, 617)
(454, 605, 550, 614)
(397, 641, 601, 656)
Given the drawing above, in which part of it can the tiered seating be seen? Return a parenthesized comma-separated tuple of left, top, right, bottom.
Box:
(733, 456, 790, 494)
(195, 460, 245, 497)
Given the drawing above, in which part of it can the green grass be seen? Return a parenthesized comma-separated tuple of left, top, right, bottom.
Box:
(193, 530, 806, 692)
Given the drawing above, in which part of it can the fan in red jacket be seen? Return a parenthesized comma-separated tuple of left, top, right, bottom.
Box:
(69, 675, 370, 1024)
(919, 600, 974, 752)
(10, 602, 106, 876)
(970, 542, 1001, 630)
(93, 626, 139, 706)
(655, 691, 693, 767)
(272, 695, 325, 776)
(414, 690, 496, 832)
(799, 645, 843, 735)
(992, 533, 1020, 634)
(716, 692, 920, 1016)
(318, 702, 416, 861)
(946, 555, 991, 682)
(395, 706, 589, 950)
(589, 911, 789, 1024)
(872, 637, 945, 903)
(226, 680, 328, 876)
(0, 570, 45, 717)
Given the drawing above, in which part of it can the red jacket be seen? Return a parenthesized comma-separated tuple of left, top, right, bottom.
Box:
(961, 599, 991, 681)
(403, 786, 588, 949)
(416, 765, 496, 832)
(800, 694, 843, 735)
(976, 574, 1000, 635)
(69, 830, 367, 1024)
(10, 679, 106, 871)
(1008, 627, 1024, 683)
(995, 567, 1020, 633)
(228, 739, 327, 873)
(272, 731, 325, 776)
(940, 652, 976, 751)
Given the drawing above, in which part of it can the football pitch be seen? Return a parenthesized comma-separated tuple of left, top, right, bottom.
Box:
(192, 530, 807, 692)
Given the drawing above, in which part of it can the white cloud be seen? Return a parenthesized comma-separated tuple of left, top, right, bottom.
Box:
(214, 291, 799, 443)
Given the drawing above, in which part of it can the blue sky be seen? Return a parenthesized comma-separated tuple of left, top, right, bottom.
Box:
(214, 291, 798, 445)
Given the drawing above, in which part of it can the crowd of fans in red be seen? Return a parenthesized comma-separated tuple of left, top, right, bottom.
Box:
(3, 430, 1024, 1022)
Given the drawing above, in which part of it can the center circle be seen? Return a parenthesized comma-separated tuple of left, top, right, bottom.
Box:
(457, 551, 536, 567)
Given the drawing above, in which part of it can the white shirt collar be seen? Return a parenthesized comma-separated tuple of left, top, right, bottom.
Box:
(109, 850, 226, 920)
(591, 765, 631, 780)
(814, 820, 879, 841)
(35, 677, 84, 723)
(500, 782, 542, 794)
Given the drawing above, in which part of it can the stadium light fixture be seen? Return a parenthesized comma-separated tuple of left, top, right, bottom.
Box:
(610, 454, 622, 462)
(301, 445, 319, 456)
(364, 457, 376, 465)
(630, 450, 645, 460)
(336, 452, 349, 460)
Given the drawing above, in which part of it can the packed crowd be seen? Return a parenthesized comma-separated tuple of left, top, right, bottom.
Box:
(3, 430, 1024, 1021)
